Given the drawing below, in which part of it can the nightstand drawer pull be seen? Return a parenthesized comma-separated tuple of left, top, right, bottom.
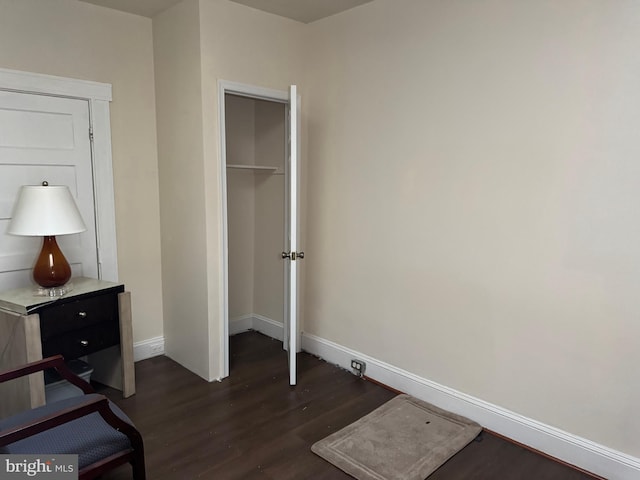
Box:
(78, 311, 87, 318)
(79, 340, 89, 347)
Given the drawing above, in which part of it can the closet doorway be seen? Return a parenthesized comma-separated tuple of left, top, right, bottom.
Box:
(219, 81, 301, 385)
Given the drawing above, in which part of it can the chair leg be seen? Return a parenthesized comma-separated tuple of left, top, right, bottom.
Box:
(131, 455, 146, 480)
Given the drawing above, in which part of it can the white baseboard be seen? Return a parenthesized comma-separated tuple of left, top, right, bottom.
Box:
(301, 332, 640, 480)
(229, 314, 254, 335)
(252, 314, 284, 341)
(229, 314, 284, 341)
(133, 336, 165, 362)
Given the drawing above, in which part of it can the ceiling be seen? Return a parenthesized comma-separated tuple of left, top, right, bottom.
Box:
(79, 0, 373, 23)
(79, 0, 184, 18)
(228, 0, 373, 24)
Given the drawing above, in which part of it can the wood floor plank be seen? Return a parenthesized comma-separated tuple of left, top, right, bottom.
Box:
(99, 331, 597, 479)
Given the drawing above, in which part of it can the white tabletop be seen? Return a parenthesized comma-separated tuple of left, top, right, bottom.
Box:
(0, 277, 124, 315)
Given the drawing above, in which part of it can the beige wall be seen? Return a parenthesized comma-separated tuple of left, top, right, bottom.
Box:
(0, 0, 163, 343)
(253, 100, 285, 323)
(304, 0, 640, 457)
(226, 96, 285, 323)
(153, 0, 213, 379)
(225, 95, 256, 167)
(226, 95, 256, 317)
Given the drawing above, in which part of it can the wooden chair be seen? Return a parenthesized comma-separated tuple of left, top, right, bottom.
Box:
(0, 355, 145, 479)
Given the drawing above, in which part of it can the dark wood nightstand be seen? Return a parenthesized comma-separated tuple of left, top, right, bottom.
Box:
(0, 277, 135, 418)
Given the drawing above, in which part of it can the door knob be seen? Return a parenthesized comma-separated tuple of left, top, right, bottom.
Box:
(282, 251, 304, 260)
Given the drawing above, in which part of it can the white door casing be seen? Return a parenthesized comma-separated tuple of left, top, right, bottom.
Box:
(0, 68, 118, 286)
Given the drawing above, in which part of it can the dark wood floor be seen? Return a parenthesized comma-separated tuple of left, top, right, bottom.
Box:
(99, 331, 597, 479)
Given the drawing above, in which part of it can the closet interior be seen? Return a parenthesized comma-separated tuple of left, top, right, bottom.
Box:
(225, 94, 286, 341)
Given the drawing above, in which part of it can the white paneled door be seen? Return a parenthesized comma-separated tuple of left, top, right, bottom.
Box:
(0, 90, 98, 290)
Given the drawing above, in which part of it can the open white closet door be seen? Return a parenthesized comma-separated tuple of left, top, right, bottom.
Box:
(283, 85, 302, 386)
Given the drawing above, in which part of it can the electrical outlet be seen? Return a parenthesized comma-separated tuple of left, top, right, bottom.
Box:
(351, 359, 366, 377)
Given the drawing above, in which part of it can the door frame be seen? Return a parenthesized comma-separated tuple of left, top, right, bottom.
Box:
(0, 67, 118, 281)
(218, 80, 290, 378)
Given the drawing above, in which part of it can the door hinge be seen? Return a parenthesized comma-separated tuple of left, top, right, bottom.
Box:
(89, 127, 94, 142)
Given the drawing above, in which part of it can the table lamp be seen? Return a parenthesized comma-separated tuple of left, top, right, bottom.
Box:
(7, 182, 87, 292)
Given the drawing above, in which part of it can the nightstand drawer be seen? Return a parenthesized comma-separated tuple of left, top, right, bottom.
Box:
(39, 293, 119, 340)
(42, 321, 120, 359)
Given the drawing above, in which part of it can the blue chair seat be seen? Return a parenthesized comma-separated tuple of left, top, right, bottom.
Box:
(0, 394, 133, 469)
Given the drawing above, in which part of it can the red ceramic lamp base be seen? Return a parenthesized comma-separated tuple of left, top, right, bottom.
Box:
(33, 235, 72, 288)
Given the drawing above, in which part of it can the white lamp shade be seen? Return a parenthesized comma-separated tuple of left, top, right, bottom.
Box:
(7, 185, 87, 236)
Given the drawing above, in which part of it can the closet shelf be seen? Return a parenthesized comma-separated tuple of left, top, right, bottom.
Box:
(227, 164, 282, 174)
